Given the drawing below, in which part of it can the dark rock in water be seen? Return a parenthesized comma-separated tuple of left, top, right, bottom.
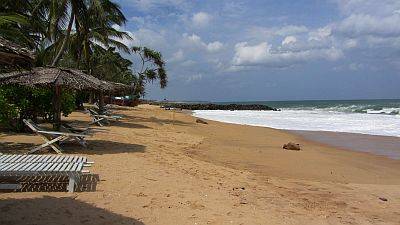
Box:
(196, 118, 208, 124)
(283, 142, 301, 151)
(161, 103, 278, 111)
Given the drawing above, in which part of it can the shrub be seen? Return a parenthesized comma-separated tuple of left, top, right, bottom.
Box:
(0, 85, 76, 131)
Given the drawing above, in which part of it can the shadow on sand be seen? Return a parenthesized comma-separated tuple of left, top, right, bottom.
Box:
(111, 121, 153, 129)
(0, 196, 145, 225)
(0, 138, 146, 155)
(122, 115, 192, 126)
(64, 140, 146, 155)
(0, 142, 36, 154)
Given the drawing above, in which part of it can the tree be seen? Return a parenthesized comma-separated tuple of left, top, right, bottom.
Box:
(131, 46, 167, 97)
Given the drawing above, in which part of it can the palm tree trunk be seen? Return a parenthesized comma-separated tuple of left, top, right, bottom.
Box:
(51, 11, 74, 66)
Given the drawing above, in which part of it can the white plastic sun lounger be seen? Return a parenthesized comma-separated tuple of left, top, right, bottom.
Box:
(23, 119, 90, 154)
(0, 154, 93, 193)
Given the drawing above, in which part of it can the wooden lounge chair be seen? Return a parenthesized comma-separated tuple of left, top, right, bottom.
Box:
(23, 119, 90, 154)
(61, 123, 92, 147)
(0, 154, 92, 164)
(88, 109, 122, 126)
(0, 154, 93, 193)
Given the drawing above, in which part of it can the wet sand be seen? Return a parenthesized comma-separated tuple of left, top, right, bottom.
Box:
(0, 104, 399, 225)
(291, 130, 400, 159)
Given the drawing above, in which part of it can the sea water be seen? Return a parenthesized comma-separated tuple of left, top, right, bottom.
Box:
(192, 99, 400, 137)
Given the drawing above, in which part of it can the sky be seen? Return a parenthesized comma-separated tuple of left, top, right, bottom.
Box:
(115, 0, 400, 101)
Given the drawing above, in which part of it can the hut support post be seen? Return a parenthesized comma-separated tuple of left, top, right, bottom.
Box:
(53, 85, 62, 130)
(98, 90, 105, 114)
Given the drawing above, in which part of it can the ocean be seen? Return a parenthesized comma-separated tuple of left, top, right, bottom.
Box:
(193, 99, 400, 137)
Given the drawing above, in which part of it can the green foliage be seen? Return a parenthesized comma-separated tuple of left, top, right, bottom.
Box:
(0, 0, 169, 131)
(0, 85, 76, 131)
(131, 46, 168, 97)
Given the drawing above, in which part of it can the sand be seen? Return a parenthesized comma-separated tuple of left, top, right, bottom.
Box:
(0, 104, 399, 225)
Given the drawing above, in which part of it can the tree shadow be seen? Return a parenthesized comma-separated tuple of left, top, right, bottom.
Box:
(122, 115, 192, 126)
(64, 140, 146, 155)
(0, 142, 35, 154)
(0, 136, 146, 155)
(0, 196, 145, 225)
(111, 121, 153, 129)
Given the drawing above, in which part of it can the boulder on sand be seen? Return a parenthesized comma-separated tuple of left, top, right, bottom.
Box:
(283, 142, 301, 151)
(196, 118, 208, 124)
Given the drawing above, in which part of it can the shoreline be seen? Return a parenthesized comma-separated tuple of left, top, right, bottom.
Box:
(290, 130, 400, 160)
(190, 110, 400, 160)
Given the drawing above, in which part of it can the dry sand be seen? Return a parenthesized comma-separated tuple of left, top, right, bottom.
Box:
(0, 104, 399, 225)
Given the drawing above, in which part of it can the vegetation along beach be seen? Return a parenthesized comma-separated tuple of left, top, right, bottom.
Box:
(1, 0, 400, 225)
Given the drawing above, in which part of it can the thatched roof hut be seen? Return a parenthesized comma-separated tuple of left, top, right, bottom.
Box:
(101, 80, 134, 95)
(0, 37, 34, 67)
(0, 67, 135, 129)
(0, 67, 107, 129)
(0, 67, 103, 90)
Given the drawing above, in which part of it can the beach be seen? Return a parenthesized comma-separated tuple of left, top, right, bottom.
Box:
(1, 104, 400, 225)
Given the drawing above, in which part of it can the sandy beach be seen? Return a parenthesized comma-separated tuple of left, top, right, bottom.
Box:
(1, 104, 400, 225)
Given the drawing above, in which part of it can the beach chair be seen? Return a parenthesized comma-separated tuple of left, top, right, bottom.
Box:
(23, 119, 90, 154)
(88, 109, 122, 126)
(93, 102, 112, 115)
(60, 123, 92, 147)
(0, 154, 93, 193)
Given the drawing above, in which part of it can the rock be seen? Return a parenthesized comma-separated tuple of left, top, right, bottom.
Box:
(283, 142, 301, 151)
(196, 119, 208, 124)
(379, 197, 388, 202)
(160, 103, 278, 111)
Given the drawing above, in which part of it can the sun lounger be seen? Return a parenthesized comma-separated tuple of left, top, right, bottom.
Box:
(0, 154, 92, 164)
(60, 123, 92, 147)
(87, 109, 122, 126)
(0, 154, 93, 193)
(23, 119, 90, 154)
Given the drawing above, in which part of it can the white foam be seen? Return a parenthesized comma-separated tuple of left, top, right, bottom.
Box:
(193, 110, 400, 137)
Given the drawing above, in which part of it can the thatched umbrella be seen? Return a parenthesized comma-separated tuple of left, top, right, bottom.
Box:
(0, 67, 104, 129)
(97, 81, 134, 113)
(0, 37, 34, 68)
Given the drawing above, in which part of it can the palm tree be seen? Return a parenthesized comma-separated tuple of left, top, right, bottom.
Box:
(131, 46, 168, 97)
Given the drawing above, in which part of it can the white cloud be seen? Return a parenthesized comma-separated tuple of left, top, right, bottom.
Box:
(247, 25, 308, 40)
(132, 0, 187, 11)
(192, 12, 212, 27)
(308, 26, 332, 41)
(275, 25, 308, 36)
(182, 33, 223, 53)
(335, 0, 400, 17)
(186, 73, 203, 82)
(132, 28, 167, 48)
(344, 39, 358, 49)
(232, 41, 342, 68)
(130, 16, 145, 26)
(169, 49, 184, 62)
(206, 41, 223, 52)
(349, 63, 363, 71)
(232, 42, 270, 65)
(282, 36, 297, 45)
(336, 14, 400, 37)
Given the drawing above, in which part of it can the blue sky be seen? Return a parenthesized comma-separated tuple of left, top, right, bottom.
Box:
(115, 0, 400, 101)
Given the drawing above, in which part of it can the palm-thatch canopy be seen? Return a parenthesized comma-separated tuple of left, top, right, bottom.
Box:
(0, 37, 35, 67)
(101, 80, 134, 95)
(0, 67, 104, 90)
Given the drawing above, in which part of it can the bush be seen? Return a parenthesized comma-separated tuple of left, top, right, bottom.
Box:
(0, 85, 76, 131)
